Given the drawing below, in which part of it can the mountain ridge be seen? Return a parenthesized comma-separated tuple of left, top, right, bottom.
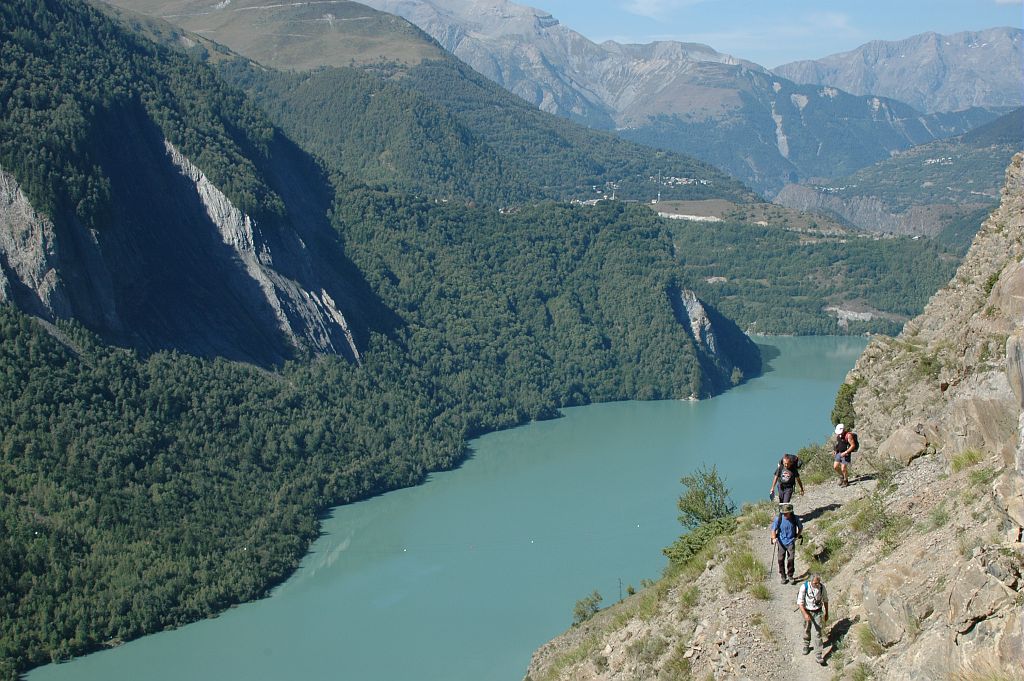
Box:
(352, 0, 1005, 195)
(773, 27, 1024, 114)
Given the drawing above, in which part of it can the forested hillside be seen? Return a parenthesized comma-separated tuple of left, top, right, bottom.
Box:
(667, 219, 961, 335)
(0, 1, 760, 677)
(218, 56, 756, 205)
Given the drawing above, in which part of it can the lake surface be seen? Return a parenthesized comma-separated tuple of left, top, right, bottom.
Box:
(30, 336, 866, 681)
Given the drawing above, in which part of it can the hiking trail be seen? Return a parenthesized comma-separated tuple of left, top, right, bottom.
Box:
(743, 474, 875, 680)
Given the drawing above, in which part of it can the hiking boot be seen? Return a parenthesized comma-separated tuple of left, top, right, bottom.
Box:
(802, 647, 811, 655)
(817, 657, 826, 666)
(780, 576, 788, 584)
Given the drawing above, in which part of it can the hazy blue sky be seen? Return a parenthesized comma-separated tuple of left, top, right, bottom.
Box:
(531, 0, 1022, 67)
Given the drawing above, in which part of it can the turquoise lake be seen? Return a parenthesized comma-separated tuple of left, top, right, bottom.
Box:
(29, 336, 867, 681)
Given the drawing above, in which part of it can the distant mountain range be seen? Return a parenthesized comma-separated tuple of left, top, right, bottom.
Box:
(348, 0, 1011, 195)
(773, 28, 1023, 114)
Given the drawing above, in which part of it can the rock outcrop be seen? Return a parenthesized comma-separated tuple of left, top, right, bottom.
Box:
(0, 101, 385, 364)
(0, 169, 73, 318)
(670, 287, 762, 393)
(773, 183, 961, 236)
(523, 154, 1024, 680)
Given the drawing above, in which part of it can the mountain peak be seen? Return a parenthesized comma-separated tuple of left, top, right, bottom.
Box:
(773, 27, 1023, 113)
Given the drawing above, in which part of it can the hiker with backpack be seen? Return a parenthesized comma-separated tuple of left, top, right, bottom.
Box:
(769, 503, 802, 584)
(769, 453, 804, 503)
(833, 423, 857, 487)
(797, 574, 830, 665)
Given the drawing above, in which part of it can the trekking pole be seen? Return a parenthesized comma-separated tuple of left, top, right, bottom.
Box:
(769, 539, 777, 577)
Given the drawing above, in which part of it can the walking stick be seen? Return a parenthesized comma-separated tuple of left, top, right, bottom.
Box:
(769, 539, 777, 577)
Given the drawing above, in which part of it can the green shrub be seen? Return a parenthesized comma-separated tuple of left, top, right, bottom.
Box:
(679, 586, 699, 610)
(952, 449, 984, 472)
(851, 661, 875, 681)
(723, 550, 767, 592)
(831, 379, 862, 430)
(969, 467, 1000, 486)
(983, 269, 1002, 295)
(659, 644, 693, 681)
(628, 635, 668, 666)
(663, 516, 734, 565)
(739, 500, 776, 530)
(677, 465, 735, 530)
(928, 503, 950, 530)
(750, 583, 772, 600)
(855, 623, 884, 656)
(572, 590, 602, 626)
(797, 442, 838, 486)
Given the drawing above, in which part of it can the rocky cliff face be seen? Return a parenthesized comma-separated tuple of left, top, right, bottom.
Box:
(360, 0, 762, 129)
(0, 169, 73, 318)
(828, 152, 1024, 679)
(670, 287, 762, 395)
(773, 184, 954, 236)
(774, 28, 1024, 114)
(523, 155, 1024, 680)
(0, 102, 383, 364)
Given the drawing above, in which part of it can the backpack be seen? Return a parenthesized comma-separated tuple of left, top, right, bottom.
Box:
(803, 581, 824, 608)
(778, 454, 801, 470)
(835, 432, 858, 457)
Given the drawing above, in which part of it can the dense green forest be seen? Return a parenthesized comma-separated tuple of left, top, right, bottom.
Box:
(667, 219, 961, 335)
(0, 4, 763, 676)
(0, 194, 761, 677)
(0, 0, 288, 234)
(218, 63, 531, 205)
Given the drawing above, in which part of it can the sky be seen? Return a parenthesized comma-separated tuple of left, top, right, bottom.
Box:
(530, 0, 1023, 68)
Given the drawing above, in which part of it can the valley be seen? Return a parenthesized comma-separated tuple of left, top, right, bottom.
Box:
(0, 0, 1020, 679)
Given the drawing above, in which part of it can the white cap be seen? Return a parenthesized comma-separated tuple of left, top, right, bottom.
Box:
(835, 423, 845, 435)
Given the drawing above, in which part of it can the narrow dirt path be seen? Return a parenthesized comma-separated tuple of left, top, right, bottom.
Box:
(748, 474, 875, 679)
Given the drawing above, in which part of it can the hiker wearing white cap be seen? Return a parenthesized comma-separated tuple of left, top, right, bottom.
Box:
(833, 423, 856, 487)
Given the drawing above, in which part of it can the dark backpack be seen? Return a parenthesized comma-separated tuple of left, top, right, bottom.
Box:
(835, 432, 858, 456)
(778, 454, 801, 470)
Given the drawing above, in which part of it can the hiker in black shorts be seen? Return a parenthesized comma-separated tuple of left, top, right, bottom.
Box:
(833, 423, 855, 487)
(769, 453, 804, 503)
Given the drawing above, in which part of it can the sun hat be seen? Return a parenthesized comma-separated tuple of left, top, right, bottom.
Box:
(835, 423, 845, 435)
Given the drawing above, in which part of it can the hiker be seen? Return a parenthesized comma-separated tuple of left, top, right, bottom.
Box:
(797, 574, 829, 665)
(769, 453, 804, 503)
(833, 423, 856, 487)
(769, 503, 802, 584)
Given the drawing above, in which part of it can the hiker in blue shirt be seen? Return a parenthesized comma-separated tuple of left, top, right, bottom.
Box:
(769, 503, 803, 584)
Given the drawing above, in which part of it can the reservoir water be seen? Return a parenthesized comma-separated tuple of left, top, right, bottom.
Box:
(30, 336, 866, 681)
